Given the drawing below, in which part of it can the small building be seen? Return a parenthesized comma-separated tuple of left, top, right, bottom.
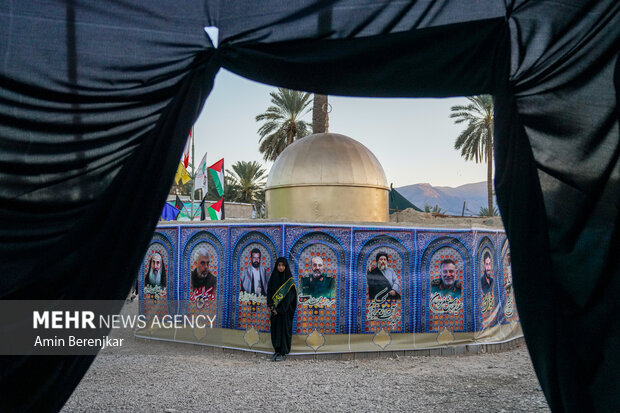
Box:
(166, 196, 253, 220)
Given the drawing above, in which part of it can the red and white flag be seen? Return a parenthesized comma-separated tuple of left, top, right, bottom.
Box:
(182, 128, 193, 169)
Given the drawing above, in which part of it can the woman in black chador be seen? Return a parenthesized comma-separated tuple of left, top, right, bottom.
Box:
(267, 257, 297, 362)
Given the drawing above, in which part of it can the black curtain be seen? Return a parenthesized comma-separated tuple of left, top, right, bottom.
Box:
(0, 1, 618, 411)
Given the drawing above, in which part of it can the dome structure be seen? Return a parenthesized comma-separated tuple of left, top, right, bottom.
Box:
(265, 133, 389, 222)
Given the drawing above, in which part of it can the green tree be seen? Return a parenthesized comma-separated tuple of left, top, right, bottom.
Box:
(424, 203, 446, 214)
(223, 175, 239, 202)
(256, 88, 312, 161)
(254, 189, 266, 218)
(479, 206, 499, 217)
(203, 173, 237, 201)
(226, 160, 267, 214)
(450, 95, 495, 215)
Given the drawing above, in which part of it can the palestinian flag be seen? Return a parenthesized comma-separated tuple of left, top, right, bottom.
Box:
(207, 199, 224, 221)
(208, 158, 224, 197)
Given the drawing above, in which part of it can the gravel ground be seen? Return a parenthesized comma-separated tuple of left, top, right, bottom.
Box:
(62, 301, 549, 413)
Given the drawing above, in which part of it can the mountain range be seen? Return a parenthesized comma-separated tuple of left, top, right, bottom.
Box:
(396, 181, 494, 216)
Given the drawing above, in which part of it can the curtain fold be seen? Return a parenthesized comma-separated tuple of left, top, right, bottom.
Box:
(220, 18, 509, 98)
(0, 52, 220, 411)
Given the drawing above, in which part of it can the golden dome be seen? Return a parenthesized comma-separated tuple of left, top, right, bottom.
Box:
(266, 133, 388, 190)
(265, 133, 389, 222)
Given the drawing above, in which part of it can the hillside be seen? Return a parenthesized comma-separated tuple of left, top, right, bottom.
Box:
(396, 181, 494, 216)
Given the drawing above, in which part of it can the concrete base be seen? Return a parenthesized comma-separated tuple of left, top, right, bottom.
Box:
(135, 335, 526, 360)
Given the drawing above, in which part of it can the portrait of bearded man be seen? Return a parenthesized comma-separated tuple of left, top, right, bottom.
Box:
(300, 256, 336, 299)
(480, 252, 494, 296)
(145, 252, 166, 288)
(240, 248, 269, 296)
(191, 248, 217, 297)
(366, 252, 401, 301)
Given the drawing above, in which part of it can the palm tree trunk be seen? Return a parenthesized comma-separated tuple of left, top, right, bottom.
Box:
(287, 127, 296, 146)
(312, 94, 328, 134)
(487, 139, 493, 216)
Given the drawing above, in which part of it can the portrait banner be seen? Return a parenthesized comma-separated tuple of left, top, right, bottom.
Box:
(136, 223, 518, 353)
(499, 238, 518, 324)
(179, 227, 228, 328)
(139, 229, 176, 318)
(230, 228, 280, 332)
(285, 227, 350, 336)
(476, 234, 499, 331)
(354, 231, 413, 334)
(418, 232, 473, 333)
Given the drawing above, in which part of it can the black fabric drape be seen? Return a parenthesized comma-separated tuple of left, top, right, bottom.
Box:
(0, 53, 219, 412)
(1, 1, 619, 412)
(219, 18, 509, 98)
(0, 2, 219, 408)
(501, 2, 620, 410)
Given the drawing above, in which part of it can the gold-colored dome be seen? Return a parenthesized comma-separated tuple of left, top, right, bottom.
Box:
(266, 133, 388, 190)
(265, 133, 389, 222)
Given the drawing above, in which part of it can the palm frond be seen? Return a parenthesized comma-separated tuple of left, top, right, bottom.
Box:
(225, 161, 267, 204)
(256, 88, 313, 161)
(451, 94, 495, 214)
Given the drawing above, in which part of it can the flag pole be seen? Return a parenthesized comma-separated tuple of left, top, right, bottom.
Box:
(190, 127, 194, 221)
(221, 159, 225, 220)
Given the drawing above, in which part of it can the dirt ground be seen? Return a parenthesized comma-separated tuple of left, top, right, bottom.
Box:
(61, 300, 549, 412)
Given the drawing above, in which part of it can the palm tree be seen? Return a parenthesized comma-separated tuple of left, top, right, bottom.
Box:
(312, 94, 329, 134)
(222, 175, 239, 202)
(256, 88, 312, 161)
(450, 95, 495, 215)
(226, 161, 267, 212)
(424, 203, 446, 214)
(479, 206, 499, 217)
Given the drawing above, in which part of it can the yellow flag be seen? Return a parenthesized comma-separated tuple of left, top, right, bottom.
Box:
(174, 162, 191, 185)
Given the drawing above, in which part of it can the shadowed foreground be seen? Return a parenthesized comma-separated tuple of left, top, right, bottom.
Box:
(62, 301, 549, 412)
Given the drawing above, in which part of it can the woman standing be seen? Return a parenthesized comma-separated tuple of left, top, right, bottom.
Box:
(267, 257, 297, 361)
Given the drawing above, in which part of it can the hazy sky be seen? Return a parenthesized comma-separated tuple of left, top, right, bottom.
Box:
(193, 69, 487, 188)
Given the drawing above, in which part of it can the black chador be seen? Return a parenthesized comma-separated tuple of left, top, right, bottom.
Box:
(267, 257, 297, 361)
(366, 268, 393, 300)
